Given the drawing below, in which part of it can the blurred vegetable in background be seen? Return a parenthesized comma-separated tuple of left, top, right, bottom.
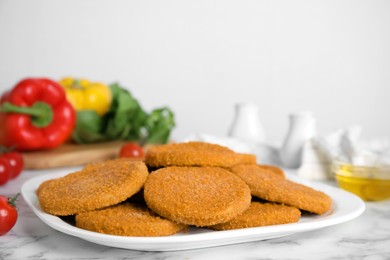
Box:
(119, 142, 144, 159)
(144, 107, 175, 144)
(0, 77, 175, 149)
(0, 78, 76, 151)
(0, 147, 23, 178)
(0, 147, 23, 186)
(60, 78, 112, 116)
(72, 83, 175, 145)
(0, 157, 11, 185)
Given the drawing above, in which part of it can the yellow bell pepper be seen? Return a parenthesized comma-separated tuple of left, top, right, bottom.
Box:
(60, 78, 112, 116)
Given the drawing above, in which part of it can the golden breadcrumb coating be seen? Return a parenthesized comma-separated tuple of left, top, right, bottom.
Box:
(76, 203, 186, 236)
(37, 159, 149, 216)
(210, 202, 301, 230)
(145, 142, 257, 168)
(257, 164, 286, 178)
(230, 164, 332, 214)
(144, 166, 252, 227)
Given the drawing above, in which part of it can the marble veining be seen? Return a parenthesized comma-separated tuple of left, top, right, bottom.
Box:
(1, 169, 390, 260)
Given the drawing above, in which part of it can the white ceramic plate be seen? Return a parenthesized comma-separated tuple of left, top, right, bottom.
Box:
(21, 171, 365, 251)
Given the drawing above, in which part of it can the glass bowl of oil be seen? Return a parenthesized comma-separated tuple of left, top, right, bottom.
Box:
(332, 160, 390, 201)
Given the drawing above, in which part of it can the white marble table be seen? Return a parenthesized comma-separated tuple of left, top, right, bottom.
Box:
(1, 167, 390, 260)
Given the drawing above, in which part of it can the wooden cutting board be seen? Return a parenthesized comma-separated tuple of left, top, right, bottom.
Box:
(22, 141, 130, 169)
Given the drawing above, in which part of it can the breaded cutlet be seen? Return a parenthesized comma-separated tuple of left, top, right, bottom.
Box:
(37, 159, 149, 216)
(145, 142, 257, 168)
(230, 164, 332, 214)
(210, 202, 301, 230)
(76, 203, 186, 236)
(144, 166, 252, 227)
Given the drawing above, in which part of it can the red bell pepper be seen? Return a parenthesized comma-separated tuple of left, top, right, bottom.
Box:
(0, 78, 76, 151)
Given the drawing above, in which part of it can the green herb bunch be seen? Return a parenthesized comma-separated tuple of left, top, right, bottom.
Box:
(72, 83, 175, 145)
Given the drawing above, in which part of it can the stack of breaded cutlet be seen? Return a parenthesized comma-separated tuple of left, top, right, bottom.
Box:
(37, 142, 332, 236)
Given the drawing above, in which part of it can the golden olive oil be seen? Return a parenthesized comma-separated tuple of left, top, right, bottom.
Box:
(333, 162, 390, 201)
(335, 174, 390, 201)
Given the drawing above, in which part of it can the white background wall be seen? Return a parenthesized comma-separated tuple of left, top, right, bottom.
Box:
(0, 0, 389, 143)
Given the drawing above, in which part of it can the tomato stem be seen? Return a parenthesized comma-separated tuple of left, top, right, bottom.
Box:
(8, 193, 20, 207)
(0, 145, 16, 154)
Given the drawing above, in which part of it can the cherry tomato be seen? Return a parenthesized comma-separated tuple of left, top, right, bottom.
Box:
(119, 143, 144, 159)
(0, 158, 11, 185)
(1, 152, 23, 179)
(0, 194, 19, 236)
